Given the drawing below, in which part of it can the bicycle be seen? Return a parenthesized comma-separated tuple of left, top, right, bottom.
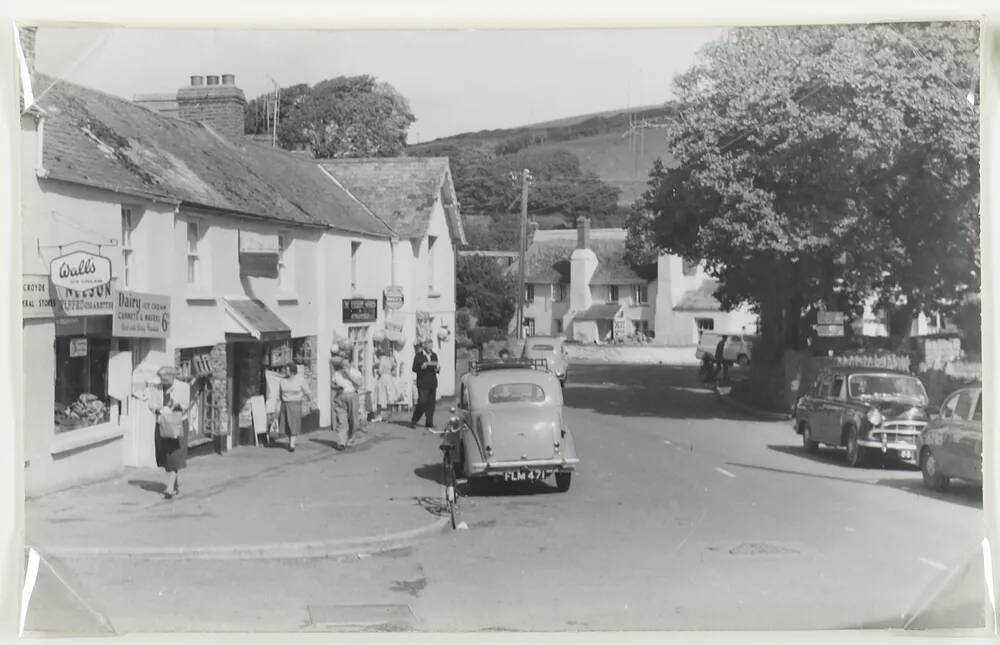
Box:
(427, 415, 465, 529)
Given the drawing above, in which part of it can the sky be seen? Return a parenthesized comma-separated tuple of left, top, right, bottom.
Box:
(34, 27, 722, 143)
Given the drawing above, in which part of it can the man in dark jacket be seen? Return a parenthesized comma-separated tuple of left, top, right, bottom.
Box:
(411, 340, 440, 428)
(714, 335, 729, 383)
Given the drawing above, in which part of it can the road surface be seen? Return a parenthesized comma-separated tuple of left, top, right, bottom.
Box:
(25, 364, 986, 633)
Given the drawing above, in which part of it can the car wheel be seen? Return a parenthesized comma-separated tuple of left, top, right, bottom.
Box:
(737, 354, 750, 367)
(845, 426, 867, 467)
(555, 472, 572, 492)
(802, 423, 819, 454)
(921, 448, 950, 491)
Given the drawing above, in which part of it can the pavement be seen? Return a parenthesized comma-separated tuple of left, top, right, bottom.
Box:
(26, 409, 455, 559)
(23, 365, 990, 634)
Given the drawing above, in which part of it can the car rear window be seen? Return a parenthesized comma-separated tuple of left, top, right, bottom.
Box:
(528, 344, 555, 352)
(488, 383, 546, 404)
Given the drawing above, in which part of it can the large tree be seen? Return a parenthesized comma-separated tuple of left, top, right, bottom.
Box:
(629, 22, 979, 362)
(456, 255, 518, 330)
(245, 76, 415, 157)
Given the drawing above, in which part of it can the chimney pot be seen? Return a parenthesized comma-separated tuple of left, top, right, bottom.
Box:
(190, 75, 204, 86)
(206, 75, 220, 86)
(576, 216, 591, 250)
(222, 74, 236, 86)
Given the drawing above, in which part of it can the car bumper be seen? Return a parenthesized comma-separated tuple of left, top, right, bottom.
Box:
(468, 457, 580, 476)
(857, 438, 919, 464)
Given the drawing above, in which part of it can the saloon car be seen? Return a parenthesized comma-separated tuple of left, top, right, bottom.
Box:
(453, 359, 579, 492)
(793, 367, 930, 467)
(918, 387, 983, 491)
(521, 336, 569, 386)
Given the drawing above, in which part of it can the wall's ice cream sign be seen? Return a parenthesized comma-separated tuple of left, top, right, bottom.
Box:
(113, 290, 171, 338)
(49, 250, 112, 290)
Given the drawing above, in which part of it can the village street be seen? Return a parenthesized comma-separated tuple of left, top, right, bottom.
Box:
(25, 364, 985, 634)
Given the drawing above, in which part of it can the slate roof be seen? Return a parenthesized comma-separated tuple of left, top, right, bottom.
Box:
(674, 279, 723, 311)
(523, 229, 646, 285)
(318, 158, 466, 243)
(575, 304, 624, 321)
(31, 74, 393, 238)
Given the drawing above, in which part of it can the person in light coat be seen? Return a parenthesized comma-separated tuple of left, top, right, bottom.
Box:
(147, 366, 191, 499)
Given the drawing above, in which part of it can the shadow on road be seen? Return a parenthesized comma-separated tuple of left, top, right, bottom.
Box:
(127, 479, 166, 495)
(563, 364, 761, 422)
(768, 444, 918, 472)
(726, 459, 983, 509)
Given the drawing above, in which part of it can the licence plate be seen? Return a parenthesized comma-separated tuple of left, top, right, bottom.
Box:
(503, 470, 549, 482)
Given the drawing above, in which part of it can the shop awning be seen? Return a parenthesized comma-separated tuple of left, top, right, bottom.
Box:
(224, 298, 292, 341)
(574, 304, 624, 322)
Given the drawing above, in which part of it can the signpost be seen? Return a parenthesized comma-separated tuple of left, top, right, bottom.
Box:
(113, 290, 171, 338)
(342, 298, 378, 324)
(50, 250, 112, 291)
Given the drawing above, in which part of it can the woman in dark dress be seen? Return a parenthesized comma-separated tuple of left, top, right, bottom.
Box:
(149, 366, 190, 499)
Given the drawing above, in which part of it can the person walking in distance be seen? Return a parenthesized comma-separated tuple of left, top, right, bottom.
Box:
(278, 362, 312, 453)
(411, 340, 440, 429)
(330, 355, 357, 450)
(147, 366, 190, 499)
(714, 334, 730, 384)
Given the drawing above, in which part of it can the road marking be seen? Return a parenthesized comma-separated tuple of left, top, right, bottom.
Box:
(919, 557, 949, 571)
(715, 467, 736, 478)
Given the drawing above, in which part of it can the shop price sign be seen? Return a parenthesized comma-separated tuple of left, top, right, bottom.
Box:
(69, 338, 88, 358)
(113, 290, 171, 339)
(342, 298, 378, 324)
(50, 250, 112, 291)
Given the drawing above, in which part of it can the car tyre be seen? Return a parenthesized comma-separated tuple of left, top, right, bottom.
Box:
(737, 354, 750, 367)
(921, 448, 950, 491)
(845, 426, 867, 468)
(555, 472, 572, 492)
(802, 423, 819, 454)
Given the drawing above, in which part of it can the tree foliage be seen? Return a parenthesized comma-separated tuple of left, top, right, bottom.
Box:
(629, 22, 979, 359)
(456, 255, 518, 329)
(245, 76, 415, 157)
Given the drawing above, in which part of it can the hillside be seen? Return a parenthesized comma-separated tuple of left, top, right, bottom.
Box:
(407, 104, 676, 204)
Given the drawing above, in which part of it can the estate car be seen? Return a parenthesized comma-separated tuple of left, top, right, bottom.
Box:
(918, 387, 983, 491)
(452, 359, 580, 492)
(793, 367, 930, 467)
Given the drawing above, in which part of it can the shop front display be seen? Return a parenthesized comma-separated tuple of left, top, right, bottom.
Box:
(53, 316, 113, 432)
(177, 346, 225, 439)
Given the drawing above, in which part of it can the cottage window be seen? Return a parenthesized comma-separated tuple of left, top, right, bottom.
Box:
(696, 317, 715, 333)
(523, 317, 536, 336)
(186, 221, 202, 286)
(428, 235, 438, 293)
(633, 284, 648, 305)
(552, 283, 566, 302)
(525, 284, 535, 302)
(121, 206, 136, 289)
(608, 286, 619, 303)
(350, 241, 361, 293)
(278, 233, 294, 292)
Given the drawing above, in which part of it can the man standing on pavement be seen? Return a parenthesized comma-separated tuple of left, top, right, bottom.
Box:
(411, 340, 440, 429)
(331, 355, 356, 450)
(714, 334, 730, 384)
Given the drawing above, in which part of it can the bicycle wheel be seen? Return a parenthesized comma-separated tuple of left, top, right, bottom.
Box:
(443, 451, 458, 529)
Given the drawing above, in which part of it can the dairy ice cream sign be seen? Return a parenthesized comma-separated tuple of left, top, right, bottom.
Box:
(50, 251, 112, 291)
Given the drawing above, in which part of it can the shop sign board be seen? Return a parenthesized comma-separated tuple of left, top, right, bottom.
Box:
(69, 338, 88, 357)
(383, 286, 404, 311)
(50, 250, 112, 291)
(343, 298, 378, 324)
(817, 311, 845, 325)
(23, 275, 116, 318)
(113, 290, 171, 338)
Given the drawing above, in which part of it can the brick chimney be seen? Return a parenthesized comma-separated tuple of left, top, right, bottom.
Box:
(177, 73, 246, 139)
(17, 26, 36, 74)
(576, 216, 591, 250)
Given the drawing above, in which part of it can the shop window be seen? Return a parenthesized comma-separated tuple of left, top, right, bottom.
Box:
(633, 284, 648, 305)
(54, 335, 112, 432)
(121, 205, 136, 289)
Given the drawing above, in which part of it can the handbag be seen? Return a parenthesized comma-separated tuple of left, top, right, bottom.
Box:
(159, 410, 185, 440)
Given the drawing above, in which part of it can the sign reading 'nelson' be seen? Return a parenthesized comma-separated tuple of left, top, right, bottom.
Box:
(342, 298, 378, 324)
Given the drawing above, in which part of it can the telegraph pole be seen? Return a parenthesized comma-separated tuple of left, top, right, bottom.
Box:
(515, 168, 530, 339)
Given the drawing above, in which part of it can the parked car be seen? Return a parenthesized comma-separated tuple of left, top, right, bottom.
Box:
(917, 387, 983, 491)
(453, 359, 579, 492)
(695, 332, 754, 366)
(521, 336, 569, 386)
(793, 367, 930, 467)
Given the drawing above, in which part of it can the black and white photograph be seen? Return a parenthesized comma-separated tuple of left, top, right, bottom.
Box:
(13, 16, 989, 636)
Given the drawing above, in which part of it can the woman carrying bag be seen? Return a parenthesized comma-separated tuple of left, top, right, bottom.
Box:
(148, 366, 191, 499)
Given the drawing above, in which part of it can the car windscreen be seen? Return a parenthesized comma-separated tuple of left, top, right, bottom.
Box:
(488, 383, 546, 404)
(848, 374, 928, 405)
(526, 344, 555, 352)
